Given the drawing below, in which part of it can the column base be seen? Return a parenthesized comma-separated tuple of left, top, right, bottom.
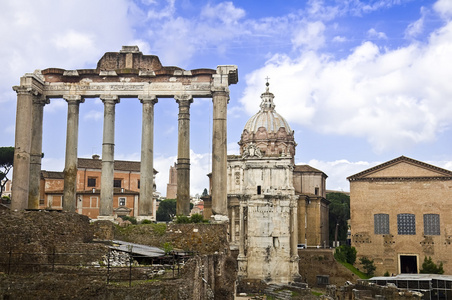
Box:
(210, 214, 229, 224)
(136, 215, 156, 222)
(95, 215, 116, 222)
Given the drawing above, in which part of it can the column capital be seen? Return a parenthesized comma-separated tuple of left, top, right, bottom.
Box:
(174, 94, 194, 104)
(100, 94, 120, 104)
(211, 90, 230, 104)
(12, 86, 39, 96)
(139, 94, 158, 104)
(33, 95, 50, 106)
(63, 95, 85, 104)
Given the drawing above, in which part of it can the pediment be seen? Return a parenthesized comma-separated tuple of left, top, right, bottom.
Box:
(348, 156, 452, 181)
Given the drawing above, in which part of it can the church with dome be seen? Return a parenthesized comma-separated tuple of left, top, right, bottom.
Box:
(225, 82, 330, 284)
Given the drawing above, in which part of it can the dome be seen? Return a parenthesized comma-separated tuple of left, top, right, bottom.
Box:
(239, 82, 296, 160)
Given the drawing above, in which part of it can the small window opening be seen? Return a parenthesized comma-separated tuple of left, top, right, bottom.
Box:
(257, 185, 261, 195)
(315, 187, 319, 195)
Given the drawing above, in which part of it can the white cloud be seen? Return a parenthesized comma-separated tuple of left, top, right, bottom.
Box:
(201, 2, 246, 24)
(434, 0, 452, 20)
(84, 110, 103, 121)
(332, 36, 347, 42)
(240, 21, 452, 153)
(367, 28, 388, 40)
(292, 21, 326, 50)
(405, 7, 427, 38)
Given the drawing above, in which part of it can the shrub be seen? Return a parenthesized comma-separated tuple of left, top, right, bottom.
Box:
(334, 245, 357, 265)
(120, 215, 137, 225)
(174, 215, 190, 224)
(359, 256, 376, 277)
(162, 242, 173, 255)
(420, 256, 444, 274)
(140, 219, 152, 224)
(384, 271, 390, 277)
(190, 213, 205, 223)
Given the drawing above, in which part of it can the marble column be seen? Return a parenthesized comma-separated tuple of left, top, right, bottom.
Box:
(139, 95, 158, 217)
(99, 95, 119, 216)
(231, 206, 236, 242)
(62, 95, 84, 212)
(11, 86, 36, 210)
(175, 95, 193, 216)
(211, 90, 228, 215)
(28, 95, 49, 209)
(290, 201, 299, 258)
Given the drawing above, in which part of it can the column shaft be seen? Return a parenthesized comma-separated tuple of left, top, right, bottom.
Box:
(139, 95, 158, 216)
(62, 95, 83, 212)
(28, 96, 49, 209)
(175, 95, 193, 216)
(99, 95, 119, 216)
(211, 91, 228, 215)
(11, 86, 35, 211)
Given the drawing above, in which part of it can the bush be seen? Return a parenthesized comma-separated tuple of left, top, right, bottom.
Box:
(334, 245, 357, 265)
(359, 256, 376, 277)
(174, 215, 190, 224)
(384, 271, 390, 277)
(190, 213, 205, 223)
(140, 219, 152, 224)
(162, 242, 173, 255)
(120, 215, 137, 225)
(420, 256, 444, 274)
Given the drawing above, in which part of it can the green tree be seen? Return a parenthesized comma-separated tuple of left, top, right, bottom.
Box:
(0, 147, 14, 195)
(156, 199, 177, 221)
(334, 245, 357, 265)
(420, 256, 444, 274)
(359, 256, 376, 277)
(326, 192, 350, 245)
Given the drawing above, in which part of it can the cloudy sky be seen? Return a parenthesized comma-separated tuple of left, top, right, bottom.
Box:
(1, 0, 452, 196)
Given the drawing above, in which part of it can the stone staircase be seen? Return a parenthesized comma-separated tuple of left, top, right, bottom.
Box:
(263, 284, 295, 300)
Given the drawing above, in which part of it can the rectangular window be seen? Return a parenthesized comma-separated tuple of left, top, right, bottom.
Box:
(374, 214, 390, 234)
(257, 185, 261, 195)
(424, 214, 440, 235)
(137, 179, 140, 189)
(397, 213, 416, 235)
(87, 177, 97, 187)
(119, 197, 126, 206)
(113, 179, 122, 188)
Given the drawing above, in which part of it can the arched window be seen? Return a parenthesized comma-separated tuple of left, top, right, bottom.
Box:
(397, 214, 416, 235)
(374, 214, 389, 234)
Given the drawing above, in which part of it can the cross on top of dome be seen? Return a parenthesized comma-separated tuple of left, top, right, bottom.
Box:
(260, 79, 276, 111)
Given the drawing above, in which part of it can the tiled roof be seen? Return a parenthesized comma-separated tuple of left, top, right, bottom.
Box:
(294, 165, 325, 174)
(41, 171, 65, 179)
(347, 155, 452, 181)
(77, 157, 158, 173)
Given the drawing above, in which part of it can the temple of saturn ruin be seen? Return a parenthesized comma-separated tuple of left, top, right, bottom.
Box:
(11, 46, 238, 219)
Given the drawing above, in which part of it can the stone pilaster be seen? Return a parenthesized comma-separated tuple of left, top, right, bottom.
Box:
(28, 95, 49, 209)
(99, 95, 119, 216)
(11, 86, 38, 210)
(211, 90, 229, 215)
(62, 95, 84, 212)
(175, 94, 193, 216)
(138, 95, 158, 217)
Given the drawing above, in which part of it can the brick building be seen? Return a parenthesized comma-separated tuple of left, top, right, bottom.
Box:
(39, 155, 158, 219)
(348, 156, 452, 275)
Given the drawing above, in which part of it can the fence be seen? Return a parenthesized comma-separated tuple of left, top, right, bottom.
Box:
(0, 247, 193, 287)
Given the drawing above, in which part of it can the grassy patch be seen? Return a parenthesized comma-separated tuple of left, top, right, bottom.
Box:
(338, 260, 371, 279)
(311, 290, 323, 296)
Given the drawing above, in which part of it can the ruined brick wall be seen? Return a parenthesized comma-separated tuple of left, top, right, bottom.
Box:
(109, 223, 229, 254)
(298, 249, 356, 287)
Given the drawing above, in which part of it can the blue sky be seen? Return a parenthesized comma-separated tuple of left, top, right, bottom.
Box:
(1, 0, 452, 196)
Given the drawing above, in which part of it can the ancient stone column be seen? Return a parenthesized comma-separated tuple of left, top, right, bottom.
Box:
(237, 201, 247, 276)
(11, 86, 36, 210)
(62, 95, 84, 212)
(211, 90, 228, 215)
(231, 205, 236, 242)
(290, 201, 299, 258)
(28, 95, 49, 209)
(139, 95, 158, 217)
(99, 95, 119, 216)
(175, 95, 193, 216)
